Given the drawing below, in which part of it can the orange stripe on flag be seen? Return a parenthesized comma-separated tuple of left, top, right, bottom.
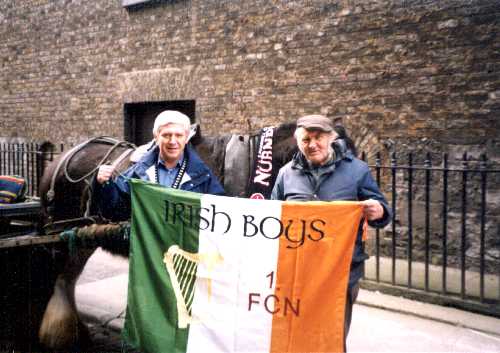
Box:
(270, 201, 363, 353)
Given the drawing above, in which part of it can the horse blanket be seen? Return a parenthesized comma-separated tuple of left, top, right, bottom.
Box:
(0, 175, 27, 204)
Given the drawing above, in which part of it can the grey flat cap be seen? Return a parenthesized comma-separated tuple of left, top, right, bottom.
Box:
(296, 115, 333, 132)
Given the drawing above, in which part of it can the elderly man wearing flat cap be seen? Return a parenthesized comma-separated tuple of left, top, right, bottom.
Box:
(95, 110, 224, 221)
(271, 114, 391, 351)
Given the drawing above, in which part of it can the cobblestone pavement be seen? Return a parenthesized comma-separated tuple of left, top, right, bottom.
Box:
(78, 249, 500, 353)
(85, 322, 134, 353)
(0, 325, 131, 353)
(78, 249, 131, 353)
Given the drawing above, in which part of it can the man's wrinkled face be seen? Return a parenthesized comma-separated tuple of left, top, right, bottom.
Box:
(155, 123, 189, 165)
(296, 128, 337, 166)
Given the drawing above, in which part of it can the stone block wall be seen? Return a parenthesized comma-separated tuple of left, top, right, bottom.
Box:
(0, 0, 498, 157)
(1, 0, 499, 273)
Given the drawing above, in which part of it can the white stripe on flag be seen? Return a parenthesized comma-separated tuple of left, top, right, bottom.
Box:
(187, 195, 282, 353)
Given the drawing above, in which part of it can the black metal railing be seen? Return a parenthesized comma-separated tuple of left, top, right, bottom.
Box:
(0, 143, 64, 196)
(362, 151, 500, 317)
(1, 142, 498, 316)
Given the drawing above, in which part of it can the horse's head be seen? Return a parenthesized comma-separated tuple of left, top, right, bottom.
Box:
(191, 122, 299, 198)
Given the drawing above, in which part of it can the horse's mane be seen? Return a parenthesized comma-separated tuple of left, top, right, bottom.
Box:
(273, 122, 298, 166)
(191, 134, 232, 183)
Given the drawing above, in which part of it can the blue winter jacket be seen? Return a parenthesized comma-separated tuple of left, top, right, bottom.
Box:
(271, 144, 391, 288)
(95, 144, 224, 221)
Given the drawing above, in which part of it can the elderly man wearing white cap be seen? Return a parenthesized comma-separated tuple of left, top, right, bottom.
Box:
(95, 110, 224, 221)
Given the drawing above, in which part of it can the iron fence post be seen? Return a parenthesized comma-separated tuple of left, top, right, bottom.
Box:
(442, 153, 448, 295)
(375, 152, 381, 282)
(461, 152, 468, 299)
(35, 144, 43, 197)
(391, 152, 397, 285)
(424, 152, 431, 292)
(479, 154, 487, 302)
(407, 152, 413, 289)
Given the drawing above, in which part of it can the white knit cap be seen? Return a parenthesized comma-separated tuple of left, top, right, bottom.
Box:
(152, 110, 191, 135)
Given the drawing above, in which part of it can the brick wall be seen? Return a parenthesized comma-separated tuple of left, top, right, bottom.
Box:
(1, 0, 499, 161)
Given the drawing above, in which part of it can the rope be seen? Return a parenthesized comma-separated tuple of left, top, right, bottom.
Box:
(47, 136, 135, 203)
(62, 137, 136, 184)
(59, 227, 78, 256)
(46, 136, 136, 228)
(58, 223, 131, 254)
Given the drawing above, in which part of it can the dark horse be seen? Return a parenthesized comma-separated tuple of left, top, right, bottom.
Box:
(37, 123, 298, 349)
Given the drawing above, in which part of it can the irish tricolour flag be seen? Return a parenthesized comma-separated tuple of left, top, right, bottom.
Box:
(123, 179, 364, 353)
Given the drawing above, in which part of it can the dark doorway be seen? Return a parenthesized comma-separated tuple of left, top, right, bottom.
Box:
(124, 100, 195, 146)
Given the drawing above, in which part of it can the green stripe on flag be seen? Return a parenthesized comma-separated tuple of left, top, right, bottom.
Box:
(123, 179, 202, 353)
